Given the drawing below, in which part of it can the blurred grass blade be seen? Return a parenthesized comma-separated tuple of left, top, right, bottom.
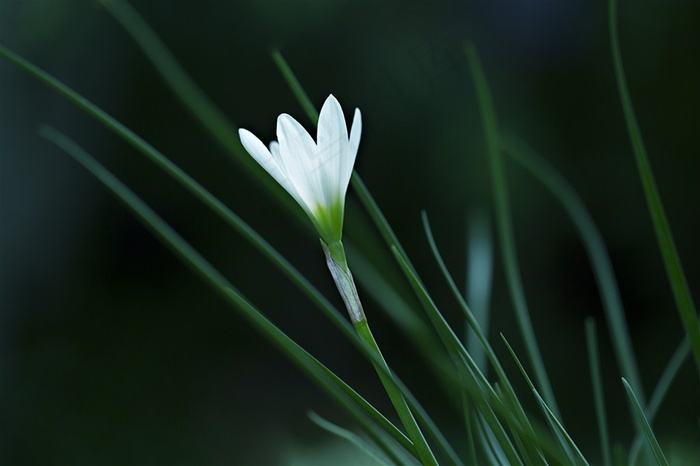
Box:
(609, 0, 700, 374)
(38, 125, 416, 461)
(465, 42, 560, 420)
(99, 0, 258, 176)
(308, 412, 397, 466)
(501, 133, 646, 406)
(585, 318, 612, 466)
(421, 213, 535, 432)
(621, 379, 669, 466)
(532, 390, 588, 466)
(271, 51, 319, 126)
(629, 338, 690, 464)
(390, 246, 523, 466)
(476, 413, 510, 466)
(98, 0, 303, 225)
(465, 211, 494, 373)
(501, 336, 588, 466)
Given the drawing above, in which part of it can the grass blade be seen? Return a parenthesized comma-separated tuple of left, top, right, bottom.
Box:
(465, 43, 560, 420)
(501, 133, 646, 406)
(585, 318, 612, 466)
(390, 246, 524, 466)
(465, 211, 494, 373)
(97, 0, 305, 226)
(308, 411, 398, 466)
(609, 0, 700, 374)
(501, 336, 588, 466)
(38, 125, 416, 461)
(99, 0, 265, 180)
(629, 338, 690, 464)
(621, 379, 669, 466)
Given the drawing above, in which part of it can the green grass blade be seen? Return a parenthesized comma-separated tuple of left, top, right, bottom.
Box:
(308, 412, 397, 466)
(390, 247, 524, 466)
(421, 213, 535, 431)
(531, 390, 588, 466)
(38, 125, 416, 460)
(501, 336, 588, 466)
(585, 318, 612, 466)
(270, 50, 319, 126)
(629, 338, 690, 464)
(609, 0, 700, 374)
(501, 133, 646, 406)
(465, 43, 560, 421)
(465, 211, 494, 373)
(97, 0, 305, 224)
(621, 379, 669, 466)
(98, 0, 257, 175)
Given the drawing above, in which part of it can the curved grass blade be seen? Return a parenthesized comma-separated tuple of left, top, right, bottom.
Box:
(609, 0, 700, 374)
(465, 211, 494, 373)
(501, 133, 646, 406)
(98, 0, 266, 181)
(308, 411, 399, 466)
(621, 379, 669, 466)
(422, 214, 534, 429)
(390, 246, 525, 466)
(585, 318, 612, 466)
(38, 125, 415, 461)
(464, 43, 560, 421)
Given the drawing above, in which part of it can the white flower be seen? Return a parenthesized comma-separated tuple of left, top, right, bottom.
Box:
(238, 94, 362, 244)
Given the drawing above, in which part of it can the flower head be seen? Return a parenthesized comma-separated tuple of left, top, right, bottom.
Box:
(239, 94, 361, 244)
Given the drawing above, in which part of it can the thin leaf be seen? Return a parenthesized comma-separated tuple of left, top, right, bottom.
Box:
(621, 379, 669, 466)
(465, 211, 494, 374)
(308, 411, 397, 466)
(609, 0, 700, 374)
(585, 318, 612, 466)
(501, 336, 588, 466)
(464, 43, 560, 420)
(501, 133, 646, 406)
(391, 246, 523, 466)
(628, 338, 690, 465)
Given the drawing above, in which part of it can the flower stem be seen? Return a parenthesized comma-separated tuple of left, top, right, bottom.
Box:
(322, 240, 438, 465)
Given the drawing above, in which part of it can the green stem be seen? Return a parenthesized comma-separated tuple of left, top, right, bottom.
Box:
(609, 0, 700, 375)
(323, 241, 438, 466)
(354, 319, 438, 466)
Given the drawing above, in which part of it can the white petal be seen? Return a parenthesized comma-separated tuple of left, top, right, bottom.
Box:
(276, 114, 323, 213)
(341, 108, 362, 195)
(238, 128, 297, 200)
(317, 94, 348, 206)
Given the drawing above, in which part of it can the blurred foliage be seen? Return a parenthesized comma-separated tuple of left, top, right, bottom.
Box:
(1, 0, 698, 464)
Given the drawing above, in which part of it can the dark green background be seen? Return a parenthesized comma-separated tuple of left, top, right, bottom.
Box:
(2, 0, 698, 464)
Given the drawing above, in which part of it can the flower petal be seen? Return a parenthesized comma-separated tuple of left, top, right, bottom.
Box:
(341, 108, 362, 196)
(238, 129, 297, 199)
(276, 113, 322, 213)
(317, 94, 348, 206)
